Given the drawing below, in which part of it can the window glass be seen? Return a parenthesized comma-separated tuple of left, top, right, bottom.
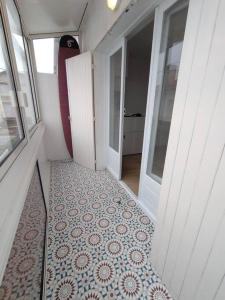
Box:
(24, 37, 40, 120)
(147, 2, 188, 181)
(109, 48, 122, 152)
(33, 38, 55, 74)
(0, 18, 24, 164)
(6, 0, 36, 130)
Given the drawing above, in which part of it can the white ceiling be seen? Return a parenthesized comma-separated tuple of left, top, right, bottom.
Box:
(16, 0, 88, 34)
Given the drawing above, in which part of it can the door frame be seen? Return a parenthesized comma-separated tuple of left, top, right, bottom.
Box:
(107, 38, 127, 180)
(105, 0, 186, 222)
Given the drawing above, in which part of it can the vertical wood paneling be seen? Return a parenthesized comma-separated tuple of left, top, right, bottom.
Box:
(151, 0, 205, 270)
(160, 0, 220, 286)
(179, 70, 225, 298)
(195, 200, 225, 300)
(177, 1, 225, 297)
(164, 0, 222, 284)
(152, 0, 225, 299)
(215, 275, 225, 300)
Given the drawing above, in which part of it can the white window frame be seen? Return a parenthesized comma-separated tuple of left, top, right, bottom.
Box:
(0, 0, 79, 180)
(0, 7, 27, 180)
(1, 0, 40, 134)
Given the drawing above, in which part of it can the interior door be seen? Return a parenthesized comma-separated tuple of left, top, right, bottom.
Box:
(66, 51, 95, 170)
(107, 39, 126, 179)
(139, 0, 189, 220)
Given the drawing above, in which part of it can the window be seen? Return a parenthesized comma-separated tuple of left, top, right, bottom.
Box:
(147, 2, 188, 181)
(6, 0, 37, 131)
(0, 17, 24, 164)
(33, 38, 55, 74)
(33, 36, 79, 75)
(24, 37, 40, 121)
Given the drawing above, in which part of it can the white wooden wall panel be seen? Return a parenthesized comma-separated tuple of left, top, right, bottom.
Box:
(152, 0, 225, 299)
(215, 275, 225, 300)
(172, 1, 225, 297)
(158, 0, 219, 279)
(151, 0, 205, 268)
(164, 0, 224, 288)
(185, 144, 225, 300)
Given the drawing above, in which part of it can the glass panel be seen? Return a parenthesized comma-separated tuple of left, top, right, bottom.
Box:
(24, 37, 40, 121)
(33, 38, 55, 74)
(109, 48, 122, 152)
(147, 2, 188, 181)
(6, 0, 36, 130)
(23, 37, 40, 121)
(0, 18, 24, 164)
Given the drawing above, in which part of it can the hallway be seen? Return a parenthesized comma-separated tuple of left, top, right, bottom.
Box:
(46, 161, 172, 299)
(122, 154, 142, 195)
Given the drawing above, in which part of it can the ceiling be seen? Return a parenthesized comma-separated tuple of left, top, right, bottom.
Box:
(16, 0, 88, 35)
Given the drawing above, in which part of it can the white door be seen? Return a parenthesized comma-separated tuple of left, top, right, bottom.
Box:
(66, 51, 95, 170)
(107, 40, 126, 179)
(139, 0, 189, 220)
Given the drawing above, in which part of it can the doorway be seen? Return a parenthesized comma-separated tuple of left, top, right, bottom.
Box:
(121, 21, 154, 195)
(106, 0, 189, 219)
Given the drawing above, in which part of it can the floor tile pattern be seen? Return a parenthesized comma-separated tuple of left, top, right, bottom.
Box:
(47, 161, 173, 300)
(0, 166, 46, 300)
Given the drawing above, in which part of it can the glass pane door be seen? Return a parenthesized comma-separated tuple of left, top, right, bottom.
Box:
(0, 17, 24, 164)
(109, 48, 122, 152)
(147, 1, 188, 182)
(6, 0, 36, 130)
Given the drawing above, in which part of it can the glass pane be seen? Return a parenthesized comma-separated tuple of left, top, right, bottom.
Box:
(24, 37, 40, 120)
(6, 0, 36, 130)
(0, 18, 24, 164)
(33, 38, 55, 74)
(109, 48, 122, 152)
(147, 2, 188, 181)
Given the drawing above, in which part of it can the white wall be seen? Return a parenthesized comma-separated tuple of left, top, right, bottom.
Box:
(37, 73, 70, 161)
(124, 23, 153, 115)
(81, 0, 132, 51)
(37, 141, 50, 207)
(0, 124, 50, 283)
(124, 55, 149, 115)
(152, 0, 225, 299)
(123, 22, 153, 155)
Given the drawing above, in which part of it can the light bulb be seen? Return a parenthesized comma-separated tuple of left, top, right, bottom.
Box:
(107, 0, 120, 11)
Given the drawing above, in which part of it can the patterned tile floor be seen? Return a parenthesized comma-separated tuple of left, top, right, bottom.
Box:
(47, 161, 173, 300)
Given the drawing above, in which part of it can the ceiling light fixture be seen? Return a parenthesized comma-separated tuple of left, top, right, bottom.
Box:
(107, 0, 120, 11)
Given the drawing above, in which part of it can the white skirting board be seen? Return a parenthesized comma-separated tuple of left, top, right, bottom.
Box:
(106, 167, 157, 224)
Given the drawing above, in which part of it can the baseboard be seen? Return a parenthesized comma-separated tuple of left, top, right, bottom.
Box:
(138, 200, 157, 224)
(107, 167, 156, 225)
(106, 166, 120, 180)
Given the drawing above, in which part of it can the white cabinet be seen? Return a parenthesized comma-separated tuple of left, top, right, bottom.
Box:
(123, 116, 145, 155)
